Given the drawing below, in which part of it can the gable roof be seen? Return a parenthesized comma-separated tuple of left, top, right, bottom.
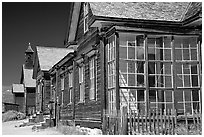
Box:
(36, 46, 74, 71)
(65, 2, 201, 46)
(89, 2, 189, 22)
(22, 65, 36, 87)
(12, 84, 24, 93)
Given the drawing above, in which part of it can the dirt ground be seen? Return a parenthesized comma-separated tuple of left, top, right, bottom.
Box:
(2, 119, 62, 135)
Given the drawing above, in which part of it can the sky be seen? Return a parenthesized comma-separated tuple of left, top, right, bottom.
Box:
(2, 2, 71, 88)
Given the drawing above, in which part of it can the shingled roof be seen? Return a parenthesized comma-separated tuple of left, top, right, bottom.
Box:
(89, 2, 190, 22)
(22, 65, 36, 87)
(36, 46, 74, 71)
(12, 84, 24, 93)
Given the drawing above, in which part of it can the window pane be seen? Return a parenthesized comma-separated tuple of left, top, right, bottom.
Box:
(119, 60, 127, 73)
(175, 49, 182, 60)
(183, 64, 190, 74)
(164, 36, 171, 48)
(164, 49, 171, 60)
(183, 49, 190, 60)
(128, 74, 135, 86)
(192, 75, 199, 87)
(191, 65, 198, 74)
(128, 61, 135, 73)
(163, 63, 172, 75)
(165, 76, 172, 87)
(137, 75, 144, 86)
(119, 47, 127, 59)
(184, 75, 190, 87)
(176, 75, 183, 87)
(174, 37, 182, 48)
(191, 49, 197, 60)
(128, 47, 135, 59)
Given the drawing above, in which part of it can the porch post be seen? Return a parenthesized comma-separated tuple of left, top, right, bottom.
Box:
(144, 34, 149, 114)
(115, 32, 120, 112)
(171, 36, 178, 126)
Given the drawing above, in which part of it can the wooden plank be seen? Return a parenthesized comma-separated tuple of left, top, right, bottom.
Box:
(153, 109, 156, 134)
(144, 35, 149, 114)
(167, 109, 171, 135)
(141, 110, 144, 134)
(164, 109, 167, 134)
(145, 111, 148, 133)
(156, 108, 159, 134)
(171, 109, 175, 135)
(149, 109, 152, 133)
(160, 109, 163, 135)
(137, 111, 140, 134)
(133, 111, 136, 134)
(171, 36, 177, 127)
(115, 32, 120, 111)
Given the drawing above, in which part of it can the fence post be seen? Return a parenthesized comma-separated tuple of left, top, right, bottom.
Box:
(121, 106, 128, 135)
(102, 109, 107, 135)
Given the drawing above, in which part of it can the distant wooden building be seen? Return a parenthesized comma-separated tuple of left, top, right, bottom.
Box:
(20, 45, 36, 115)
(32, 46, 74, 115)
(49, 2, 201, 128)
(12, 84, 24, 112)
(2, 102, 19, 113)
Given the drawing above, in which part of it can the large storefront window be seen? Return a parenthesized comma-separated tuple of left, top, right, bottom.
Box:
(109, 32, 202, 115)
(174, 36, 200, 114)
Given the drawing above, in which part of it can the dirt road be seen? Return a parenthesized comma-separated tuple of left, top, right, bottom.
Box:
(2, 119, 62, 135)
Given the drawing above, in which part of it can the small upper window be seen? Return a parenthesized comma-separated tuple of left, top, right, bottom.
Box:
(84, 2, 89, 33)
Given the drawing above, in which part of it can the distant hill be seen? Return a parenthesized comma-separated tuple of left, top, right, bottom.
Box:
(2, 85, 14, 104)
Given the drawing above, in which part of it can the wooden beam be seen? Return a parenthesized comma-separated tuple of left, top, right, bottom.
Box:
(171, 36, 178, 124)
(144, 35, 149, 114)
(115, 32, 120, 111)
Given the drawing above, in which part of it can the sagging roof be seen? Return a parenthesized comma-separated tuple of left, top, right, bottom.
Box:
(22, 65, 36, 87)
(89, 2, 190, 22)
(36, 46, 74, 71)
(12, 84, 24, 93)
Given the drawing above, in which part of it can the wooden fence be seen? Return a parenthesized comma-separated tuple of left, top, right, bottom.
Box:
(102, 108, 202, 135)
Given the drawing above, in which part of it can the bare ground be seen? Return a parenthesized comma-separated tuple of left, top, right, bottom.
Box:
(2, 119, 62, 135)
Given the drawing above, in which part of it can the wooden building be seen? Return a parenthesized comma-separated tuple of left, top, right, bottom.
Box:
(20, 45, 36, 115)
(49, 2, 202, 128)
(33, 46, 74, 115)
(12, 84, 24, 112)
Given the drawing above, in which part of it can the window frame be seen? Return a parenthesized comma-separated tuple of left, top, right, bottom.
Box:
(89, 56, 97, 100)
(79, 65, 85, 103)
(83, 2, 89, 33)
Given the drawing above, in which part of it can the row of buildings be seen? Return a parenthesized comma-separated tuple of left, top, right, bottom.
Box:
(12, 2, 202, 128)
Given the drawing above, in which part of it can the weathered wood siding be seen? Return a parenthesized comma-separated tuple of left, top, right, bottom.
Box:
(14, 93, 25, 112)
(43, 80, 51, 114)
(75, 2, 95, 42)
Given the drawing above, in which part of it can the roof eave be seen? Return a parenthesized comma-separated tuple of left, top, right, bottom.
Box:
(91, 15, 182, 29)
(49, 52, 75, 74)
